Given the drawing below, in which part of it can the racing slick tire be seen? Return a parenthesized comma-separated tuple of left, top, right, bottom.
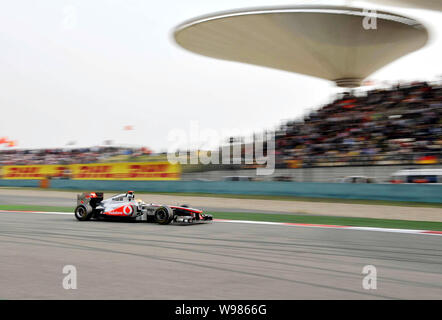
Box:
(74, 205, 93, 221)
(154, 206, 173, 225)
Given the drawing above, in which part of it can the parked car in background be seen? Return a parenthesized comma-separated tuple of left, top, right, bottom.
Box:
(390, 169, 442, 184)
(335, 176, 377, 183)
(272, 175, 293, 182)
(223, 176, 255, 181)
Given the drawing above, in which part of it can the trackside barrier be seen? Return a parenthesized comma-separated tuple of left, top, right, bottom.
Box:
(0, 180, 441, 203)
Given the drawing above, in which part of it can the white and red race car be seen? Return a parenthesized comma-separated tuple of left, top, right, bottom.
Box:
(74, 191, 213, 225)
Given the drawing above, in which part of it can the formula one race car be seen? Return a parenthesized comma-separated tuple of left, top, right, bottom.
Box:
(74, 191, 213, 225)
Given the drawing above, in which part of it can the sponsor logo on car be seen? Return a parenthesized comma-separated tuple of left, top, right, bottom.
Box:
(104, 204, 133, 216)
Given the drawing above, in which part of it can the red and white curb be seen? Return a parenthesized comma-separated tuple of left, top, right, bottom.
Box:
(1, 210, 441, 236)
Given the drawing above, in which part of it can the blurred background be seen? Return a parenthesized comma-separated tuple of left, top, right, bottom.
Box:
(0, 0, 441, 189)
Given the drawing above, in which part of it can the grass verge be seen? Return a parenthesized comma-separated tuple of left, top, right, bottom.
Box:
(1, 204, 441, 231)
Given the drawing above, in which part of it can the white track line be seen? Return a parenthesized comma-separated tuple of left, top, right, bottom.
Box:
(214, 219, 442, 236)
(1, 210, 441, 236)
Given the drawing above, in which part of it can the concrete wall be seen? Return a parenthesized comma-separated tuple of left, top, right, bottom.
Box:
(182, 165, 442, 182)
(1, 179, 441, 203)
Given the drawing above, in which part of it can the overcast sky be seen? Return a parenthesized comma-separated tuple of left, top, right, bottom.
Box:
(0, 0, 441, 151)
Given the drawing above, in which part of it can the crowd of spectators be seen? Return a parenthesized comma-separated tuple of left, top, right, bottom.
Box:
(0, 146, 150, 165)
(1, 81, 441, 168)
(275, 81, 442, 167)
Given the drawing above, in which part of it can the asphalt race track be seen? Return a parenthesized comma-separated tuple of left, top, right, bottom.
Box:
(0, 194, 75, 207)
(0, 211, 441, 299)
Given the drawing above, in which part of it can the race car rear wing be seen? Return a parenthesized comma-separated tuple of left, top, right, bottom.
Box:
(77, 192, 104, 208)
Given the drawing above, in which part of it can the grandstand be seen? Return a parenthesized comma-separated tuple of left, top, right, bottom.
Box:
(171, 80, 442, 173)
(0, 145, 157, 165)
(1, 81, 440, 172)
(276, 81, 442, 168)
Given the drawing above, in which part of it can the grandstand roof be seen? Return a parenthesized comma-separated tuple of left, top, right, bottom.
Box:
(174, 5, 429, 88)
(368, 0, 442, 11)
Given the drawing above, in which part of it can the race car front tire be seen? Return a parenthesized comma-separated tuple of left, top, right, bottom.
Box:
(154, 206, 173, 225)
(74, 205, 93, 221)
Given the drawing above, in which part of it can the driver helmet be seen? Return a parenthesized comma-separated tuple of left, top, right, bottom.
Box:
(127, 191, 135, 200)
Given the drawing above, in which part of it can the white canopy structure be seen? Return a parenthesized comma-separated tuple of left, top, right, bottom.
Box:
(174, 6, 429, 87)
(367, 0, 442, 11)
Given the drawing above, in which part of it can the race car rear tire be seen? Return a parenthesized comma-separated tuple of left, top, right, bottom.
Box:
(154, 206, 173, 225)
(74, 205, 93, 221)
